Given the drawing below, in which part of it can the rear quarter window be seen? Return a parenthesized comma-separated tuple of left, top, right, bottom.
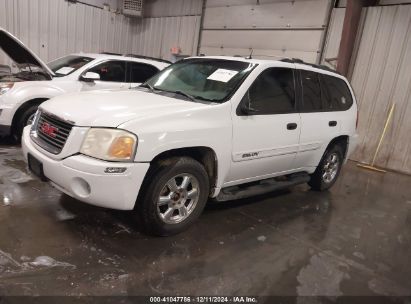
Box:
(301, 70, 323, 112)
(129, 62, 159, 83)
(320, 74, 353, 111)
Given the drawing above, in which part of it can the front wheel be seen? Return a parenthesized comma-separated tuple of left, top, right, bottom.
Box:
(136, 157, 210, 236)
(12, 104, 39, 142)
(308, 145, 343, 191)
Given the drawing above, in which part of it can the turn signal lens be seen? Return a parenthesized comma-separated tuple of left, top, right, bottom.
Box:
(108, 136, 135, 159)
(0, 83, 14, 95)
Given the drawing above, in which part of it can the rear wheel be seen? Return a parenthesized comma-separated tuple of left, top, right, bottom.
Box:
(12, 104, 39, 142)
(308, 145, 343, 191)
(136, 157, 209, 236)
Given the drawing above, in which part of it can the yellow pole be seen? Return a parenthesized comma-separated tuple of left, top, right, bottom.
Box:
(370, 103, 396, 166)
(357, 102, 396, 173)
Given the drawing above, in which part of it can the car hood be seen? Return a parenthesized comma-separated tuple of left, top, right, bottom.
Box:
(40, 89, 210, 127)
(0, 27, 54, 77)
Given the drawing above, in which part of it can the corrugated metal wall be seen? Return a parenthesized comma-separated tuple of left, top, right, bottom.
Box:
(199, 0, 333, 63)
(130, 15, 201, 61)
(130, 0, 202, 61)
(144, 0, 203, 17)
(0, 0, 133, 64)
(350, 5, 411, 174)
(0, 0, 203, 64)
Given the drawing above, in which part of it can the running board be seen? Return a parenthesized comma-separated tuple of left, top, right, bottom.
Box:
(215, 173, 310, 202)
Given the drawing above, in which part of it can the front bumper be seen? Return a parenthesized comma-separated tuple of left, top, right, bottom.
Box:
(22, 126, 150, 210)
(0, 103, 14, 136)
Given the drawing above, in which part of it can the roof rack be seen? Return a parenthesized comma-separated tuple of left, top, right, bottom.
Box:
(100, 52, 122, 56)
(125, 54, 172, 64)
(280, 58, 339, 74)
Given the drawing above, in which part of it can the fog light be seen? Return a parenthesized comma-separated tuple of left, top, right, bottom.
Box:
(105, 167, 127, 174)
(71, 177, 91, 198)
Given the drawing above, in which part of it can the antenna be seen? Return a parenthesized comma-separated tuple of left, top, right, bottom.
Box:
(247, 49, 253, 59)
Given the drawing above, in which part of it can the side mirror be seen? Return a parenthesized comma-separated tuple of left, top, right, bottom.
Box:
(80, 72, 100, 82)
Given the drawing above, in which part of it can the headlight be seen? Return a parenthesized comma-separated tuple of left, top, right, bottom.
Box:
(80, 128, 137, 162)
(0, 83, 14, 95)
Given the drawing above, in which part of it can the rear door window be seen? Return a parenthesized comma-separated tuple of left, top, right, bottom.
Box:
(320, 74, 353, 111)
(128, 62, 159, 83)
(301, 70, 323, 112)
(243, 67, 296, 115)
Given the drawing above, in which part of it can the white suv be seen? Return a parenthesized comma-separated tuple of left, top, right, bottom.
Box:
(0, 28, 170, 139)
(22, 56, 358, 236)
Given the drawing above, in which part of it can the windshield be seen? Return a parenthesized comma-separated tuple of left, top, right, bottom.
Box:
(144, 59, 256, 102)
(48, 55, 94, 77)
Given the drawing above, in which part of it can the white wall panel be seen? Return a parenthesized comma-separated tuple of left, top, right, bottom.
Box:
(206, 0, 324, 7)
(350, 5, 411, 174)
(203, 0, 329, 29)
(321, 7, 345, 68)
(199, 29, 322, 62)
(144, 0, 203, 17)
(199, 0, 333, 63)
(130, 15, 201, 60)
(0, 0, 133, 65)
(379, 0, 411, 4)
(81, 0, 122, 10)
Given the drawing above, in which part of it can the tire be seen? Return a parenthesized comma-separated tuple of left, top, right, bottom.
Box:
(12, 104, 39, 142)
(308, 144, 344, 191)
(136, 157, 210, 236)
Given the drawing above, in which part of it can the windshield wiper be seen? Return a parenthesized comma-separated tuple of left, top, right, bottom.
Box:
(173, 90, 197, 102)
(139, 83, 155, 92)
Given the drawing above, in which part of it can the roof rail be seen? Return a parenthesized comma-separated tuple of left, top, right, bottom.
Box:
(124, 54, 172, 64)
(280, 58, 339, 74)
(100, 52, 122, 56)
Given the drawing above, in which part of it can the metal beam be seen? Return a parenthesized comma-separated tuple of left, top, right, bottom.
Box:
(336, 0, 377, 76)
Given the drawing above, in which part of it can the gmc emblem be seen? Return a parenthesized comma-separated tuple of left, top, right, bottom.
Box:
(40, 122, 58, 138)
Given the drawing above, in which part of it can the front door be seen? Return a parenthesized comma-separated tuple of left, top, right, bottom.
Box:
(80, 60, 128, 91)
(227, 67, 301, 185)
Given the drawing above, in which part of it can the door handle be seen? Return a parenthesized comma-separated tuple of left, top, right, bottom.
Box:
(329, 121, 337, 127)
(287, 123, 298, 130)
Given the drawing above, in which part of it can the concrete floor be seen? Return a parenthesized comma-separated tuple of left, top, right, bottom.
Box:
(0, 139, 411, 298)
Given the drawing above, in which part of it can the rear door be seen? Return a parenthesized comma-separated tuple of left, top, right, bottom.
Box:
(80, 60, 128, 91)
(293, 69, 341, 169)
(127, 62, 159, 88)
(227, 67, 301, 185)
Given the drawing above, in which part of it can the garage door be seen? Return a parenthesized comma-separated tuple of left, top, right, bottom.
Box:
(198, 0, 333, 63)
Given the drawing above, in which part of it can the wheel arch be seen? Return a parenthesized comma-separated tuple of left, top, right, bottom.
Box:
(11, 97, 48, 131)
(149, 146, 218, 196)
(326, 135, 349, 161)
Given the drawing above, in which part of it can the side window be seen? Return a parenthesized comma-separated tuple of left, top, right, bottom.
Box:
(320, 74, 353, 111)
(301, 70, 323, 112)
(87, 60, 126, 82)
(128, 62, 159, 83)
(244, 68, 296, 115)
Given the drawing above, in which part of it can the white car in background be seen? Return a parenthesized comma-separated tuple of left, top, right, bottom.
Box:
(0, 28, 170, 140)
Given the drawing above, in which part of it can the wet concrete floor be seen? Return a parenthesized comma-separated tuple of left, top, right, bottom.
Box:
(0, 139, 410, 298)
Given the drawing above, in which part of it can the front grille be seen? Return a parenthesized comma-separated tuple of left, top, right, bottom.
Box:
(32, 111, 74, 154)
